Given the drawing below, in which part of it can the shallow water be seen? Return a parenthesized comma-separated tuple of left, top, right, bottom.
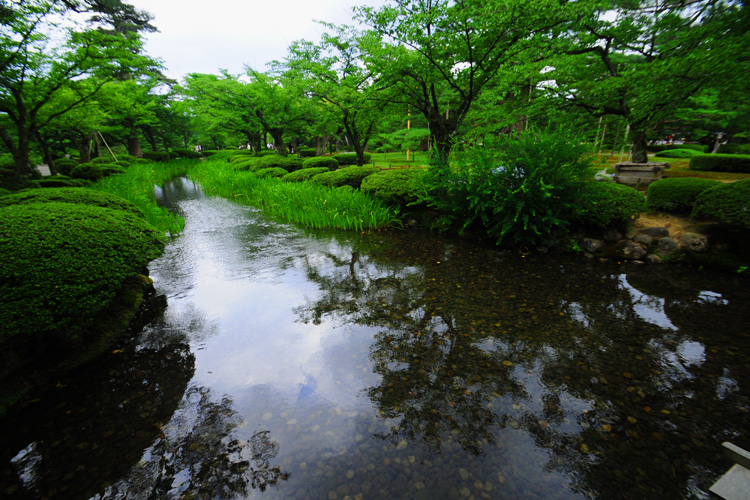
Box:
(2, 177, 749, 500)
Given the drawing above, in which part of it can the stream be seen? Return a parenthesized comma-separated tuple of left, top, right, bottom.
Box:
(1, 176, 749, 500)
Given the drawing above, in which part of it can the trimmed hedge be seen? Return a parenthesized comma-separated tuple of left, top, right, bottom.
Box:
(646, 178, 721, 213)
(31, 176, 91, 189)
(298, 148, 317, 158)
(648, 144, 708, 153)
(689, 154, 750, 173)
(574, 182, 645, 228)
(303, 156, 339, 171)
(52, 158, 79, 176)
(360, 168, 425, 206)
(692, 179, 750, 229)
(0, 202, 165, 343)
(142, 151, 170, 162)
(259, 155, 305, 172)
(255, 167, 288, 178)
(232, 158, 263, 171)
(281, 167, 330, 183)
(0, 187, 144, 216)
(70, 163, 125, 180)
(653, 148, 703, 159)
(333, 152, 372, 166)
(311, 166, 378, 188)
(256, 150, 277, 157)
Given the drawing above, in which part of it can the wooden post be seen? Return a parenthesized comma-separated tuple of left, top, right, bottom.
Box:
(619, 123, 631, 162)
(406, 107, 411, 162)
(594, 116, 603, 150)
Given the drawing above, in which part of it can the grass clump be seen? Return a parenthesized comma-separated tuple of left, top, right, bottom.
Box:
(312, 166, 378, 188)
(692, 179, 750, 229)
(646, 178, 721, 213)
(190, 158, 399, 231)
(574, 182, 645, 228)
(282, 167, 330, 183)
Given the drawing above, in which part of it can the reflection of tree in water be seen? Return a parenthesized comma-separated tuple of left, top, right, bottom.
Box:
(294, 231, 750, 499)
(103, 386, 288, 500)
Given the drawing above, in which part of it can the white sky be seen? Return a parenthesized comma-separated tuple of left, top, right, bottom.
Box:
(127, 0, 386, 82)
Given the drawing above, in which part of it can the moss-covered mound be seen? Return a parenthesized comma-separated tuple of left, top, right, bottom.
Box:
(302, 156, 339, 171)
(0, 187, 144, 216)
(31, 176, 91, 189)
(692, 179, 750, 229)
(312, 166, 378, 188)
(360, 168, 424, 206)
(282, 167, 330, 183)
(0, 202, 165, 345)
(646, 178, 721, 213)
(574, 182, 645, 228)
(70, 162, 126, 180)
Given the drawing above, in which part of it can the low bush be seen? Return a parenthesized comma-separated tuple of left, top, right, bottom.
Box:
(298, 148, 317, 158)
(646, 178, 721, 213)
(281, 167, 330, 183)
(312, 166, 378, 188)
(360, 168, 425, 207)
(142, 151, 170, 162)
(90, 157, 115, 164)
(259, 155, 305, 172)
(692, 179, 750, 229)
(0, 188, 11, 197)
(255, 167, 288, 179)
(0, 155, 31, 191)
(70, 163, 110, 180)
(169, 148, 201, 159)
(303, 156, 339, 171)
(333, 152, 372, 166)
(719, 143, 750, 155)
(52, 158, 79, 176)
(0, 202, 165, 344)
(0, 187, 144, 216)
(256, 150, 277, 157)
(232, 157, 262, 171)
(202, 150, 219, 157)
(574, 182, 645, 228)
(654, 148, 703, 159)
(31, 176, 90, 189)
(689, 154, 750, 173)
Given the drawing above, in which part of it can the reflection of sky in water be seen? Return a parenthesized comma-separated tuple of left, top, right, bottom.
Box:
(617, 274, 678, 330)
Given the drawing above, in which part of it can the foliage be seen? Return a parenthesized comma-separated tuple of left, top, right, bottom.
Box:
(233, 158, 263, 172)
(256, 150, 277, 157)
(419, 130, 594, 245)
(690, 154, 750, 173)
(190, 158, 399, 231)
(692, 179, 750, 229)
(0, 154, 31, 191)
(31, 176, 91, 188)
(92, 161, 189, 234)
(573, 182, 645, 228)
(720, 143, 750, 155)
(360, 168, 425, 207)
(142, 151, 170, 162)
(52, 158, 80, 176)
(0, 189, 10, 197)
(646, 178, 721, 214)
(302, 156, 339, 171)
(647, 144, 708, 153)
(0, 202, 165, 344)
(70, 162, 125, 180)
(255, 167, 288, 179)
(311, 166, 378, 189)
(169, 148, 201, 159)
(298, 148, 317, 158)
(653, 149, 703, 159)
(333, 153, 371, 166)
(0, 187, 143, 216)
(259, 155, 305, 172)
(281, 167, 330, 183)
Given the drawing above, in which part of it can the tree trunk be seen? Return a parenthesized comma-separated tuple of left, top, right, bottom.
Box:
(268, 128, 286, 156)
(128, 136, 143, 158)
(35, 131, 54, 174)
(630, 131, 649, 163)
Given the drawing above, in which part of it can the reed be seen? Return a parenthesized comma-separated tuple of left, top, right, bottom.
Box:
(91, 160, 189, 235)
(191, 158, 400, 231)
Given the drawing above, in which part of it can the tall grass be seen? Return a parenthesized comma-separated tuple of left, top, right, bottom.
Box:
(92, 160, 190, 235)
(191, 157, 400, 231)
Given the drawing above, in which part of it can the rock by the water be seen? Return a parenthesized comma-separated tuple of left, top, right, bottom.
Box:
(646, 254, 663, 264)
(633, 234, 653, 248)
(656, 237, 680, 256)
(680, 232, 709, 253)
(618, 240, 647, 260)
(604, 228, 622, 243)
(580, 238, 602, 254)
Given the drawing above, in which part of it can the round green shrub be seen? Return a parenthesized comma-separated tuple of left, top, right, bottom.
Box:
(52, 158, 79, 176)
(259, 155, 305, 172)
(303, 156, 339, 171)
(574, 182, 645, 228)
(89, 157, 115, 164)
(256, 150, 277, 157)
(255, 167, 288, 178)
(298, 148, 317, 158)
(0, 188, 144, 216)
(647, 144, 707, 154)
(142, 151, 170, 162)
(0, 202, 165, 343)
(70, 163, 108, 180)
(312, 166, 378, 188)
(692, 179, 750, 229)
(689, 154, 750, 173)
(31, 176, 91, 189)
(360, 168, 425, 206)
(333, 152, 372, 166)
(232, 157, 262, 171)
(281, 167, 330, 183)
(646, 178, 721, 213)
(654, 148, 702, 159)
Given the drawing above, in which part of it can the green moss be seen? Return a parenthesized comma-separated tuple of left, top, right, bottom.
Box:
(574, 182, 645, 228)
(312, 166, 378, 188)
(692, 179, 750, 229)
(31, 176, 91, 188)
(0, 187, 144, 217)
(645, 178, 721, 213)
(0, 202, 165, 344)
(360, 168, 425, 206)
(302, 156, 339, 171)
(281, 167, 330, 182)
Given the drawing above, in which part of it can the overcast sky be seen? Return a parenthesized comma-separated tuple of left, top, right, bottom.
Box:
(127, 0, 387, 81)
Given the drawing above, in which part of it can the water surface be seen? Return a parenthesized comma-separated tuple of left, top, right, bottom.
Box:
(2, 177, 749, 500)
